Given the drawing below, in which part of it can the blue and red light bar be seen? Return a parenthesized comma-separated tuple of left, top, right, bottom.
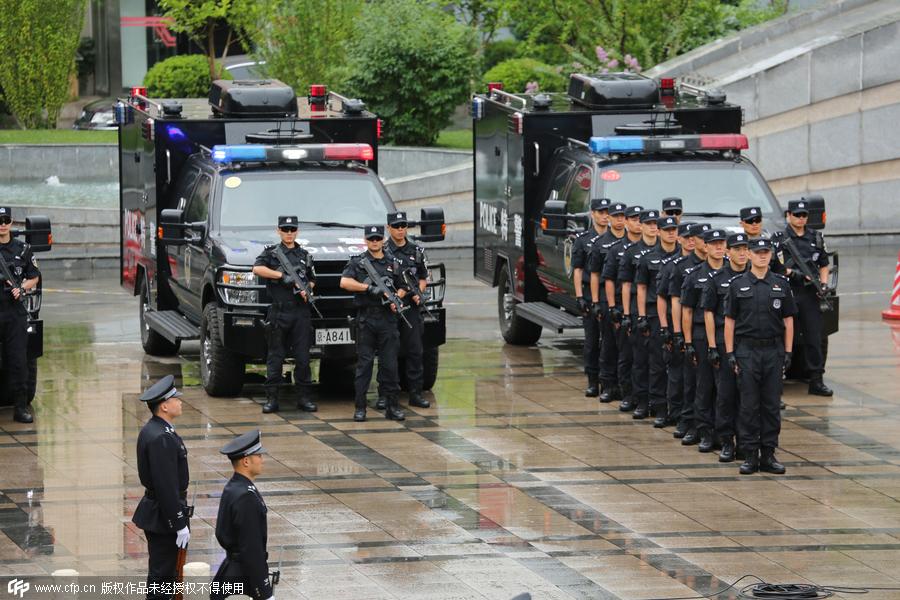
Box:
(211, 143, 374, 164)
(589, 134, 748, 155)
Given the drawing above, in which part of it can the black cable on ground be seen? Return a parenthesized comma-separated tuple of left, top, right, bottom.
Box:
(644, 574, 900, 600)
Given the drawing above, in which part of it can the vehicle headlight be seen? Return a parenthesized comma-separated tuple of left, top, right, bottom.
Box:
(221, 288, 259, 304)
(220, 270, 257, 286)
(218, 269, 260, 304)
(24, 291, 42, 314)
(426, 265, 445, 303)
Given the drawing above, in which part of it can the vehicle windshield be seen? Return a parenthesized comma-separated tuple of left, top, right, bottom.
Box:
(596, 161, 777, 217)
(219, 170, 392, 228)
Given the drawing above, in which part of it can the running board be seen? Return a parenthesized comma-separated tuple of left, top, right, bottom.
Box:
(515, 302, 583, 333)
(145, 310, 200, 343)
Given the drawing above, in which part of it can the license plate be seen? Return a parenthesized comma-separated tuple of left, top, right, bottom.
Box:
(315, 328, 353, 345)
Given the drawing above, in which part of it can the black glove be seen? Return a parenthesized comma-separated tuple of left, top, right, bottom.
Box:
(685, 342, 698, 367)
(281, 273, 295, 287)
(783, 351, 792, 374)
(367, 284, 383, 299)
(577, 297, 590, 316)
(660, 328, 673, 347)
(610, 306, 624, 325)
(590, 303, 603, 320)
(635, 316, 650, 336)
(621, 314, 632, 335)
(673, 332, 685, 354)
(788, 270, 805, 286)
(707, 346, 721, 369)
(727, 352, 740, 376)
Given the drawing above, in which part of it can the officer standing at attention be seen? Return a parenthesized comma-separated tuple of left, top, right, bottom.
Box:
(211, 430, 274, 600)
(590, 202, 627, 402)
(340, 225, 410, 422)
(619, 209, 660, 418)
(774, 200, 833, 397)
(725, 238, 796, 475)
(636, 216, 680, 423)
(655, 221, 695, 430)
(0, 206, 40, 423)
(602, 205, 643, 410)
(132, 375, 191, 600)
(661, 197, 683, 224)
(701, 233, 749, 463)
(381, 211, 430, 409)
(681, 229, 728, 453)
(572, 198, 610, 397)
(739, 206, 784, 274)
(252, 216, 317, 414)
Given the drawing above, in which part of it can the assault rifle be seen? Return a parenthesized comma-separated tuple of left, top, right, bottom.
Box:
(398, 266, 436, 320)
(359, 257, 412, 328)
(272, 246, 323, 319)
(780, 235, 833, 312)
(0, 252, 26, 314)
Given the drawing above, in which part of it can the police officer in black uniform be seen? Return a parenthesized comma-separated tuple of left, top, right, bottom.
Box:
(602, 205, 643, 410)
(725, 238, 796, 475)
(774, 199, 833, 396)
(590, 202, 627, 402)
(340, 225, 410, 422)
(252, 216, 317, 414)
(132, 375, 191, 600)
(380, 211, 430, 409)
(0, 206, 40, 423)
(620, 209, 660, 418)
(661, 197, 683, 224)
(701, 233, 749, 463)
(739, 206, 784, 274)
(211, 430, 274, 600)
(573, 198, 610, 396)
(636, 216, 680, 423)
(681, 228, 728, 452)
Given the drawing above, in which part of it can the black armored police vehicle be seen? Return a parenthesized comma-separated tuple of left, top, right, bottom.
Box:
(117, 79, 447, 396)
(472, 72, 837, 375)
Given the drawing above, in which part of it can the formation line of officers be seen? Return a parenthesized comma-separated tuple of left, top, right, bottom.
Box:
(571, 197, 833, 475)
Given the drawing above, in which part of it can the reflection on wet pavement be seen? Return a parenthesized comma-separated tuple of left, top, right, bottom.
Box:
(2, 251, 900, 599)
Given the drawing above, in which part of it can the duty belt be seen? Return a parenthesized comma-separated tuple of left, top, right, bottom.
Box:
(144, 489, 188, 501)
(738, 337, 779, 347)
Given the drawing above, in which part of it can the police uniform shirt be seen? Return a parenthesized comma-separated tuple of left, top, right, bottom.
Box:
(636, 244, 681, 309)
(587, 231, 622, 277)
(667, 253, 704, 299)
(777, 227, 829, 274)
(617, 240, 658, 313)
(132, 415, 190, 533)
(214, 473, 272, 600)
(571, 229, 603, 289)
(254, 243, 316, 305)
(700, 265, 744, 329)
(0, 238, 39, 306)
(725, 271, 798, 339)
(386, 238, 428, 281)
(342, 252, 407, 309)
(600, 238, 634, 306)
(681, 263, 718, 326)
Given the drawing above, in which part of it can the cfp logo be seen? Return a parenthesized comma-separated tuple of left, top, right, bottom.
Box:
(7, 579, 29, 598)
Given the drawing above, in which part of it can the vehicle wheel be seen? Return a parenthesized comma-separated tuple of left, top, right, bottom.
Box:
(497, 263, 542, 345)
(200, 303, 245, 396)
(139, 284, 180, 356)
(422, 346, 439, 391)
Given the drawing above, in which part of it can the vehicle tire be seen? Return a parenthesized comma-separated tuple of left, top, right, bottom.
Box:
(497, 263, 542, 345)
(422, 346, 439, 391)
(200, 302, 245, 397)
(139, 284, 180, 356)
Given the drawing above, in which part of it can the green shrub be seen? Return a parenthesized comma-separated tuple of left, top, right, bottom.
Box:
(482, 38, 520, 72)
(143, 54, 230, 98)
(482, 58, 566, 94)
(344, 0, 477, 146)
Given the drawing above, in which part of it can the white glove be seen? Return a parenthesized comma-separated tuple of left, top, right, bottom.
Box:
(175, 526, 190, 549)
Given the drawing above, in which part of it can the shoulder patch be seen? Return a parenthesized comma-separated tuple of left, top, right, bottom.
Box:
(740, 286, 750, 291)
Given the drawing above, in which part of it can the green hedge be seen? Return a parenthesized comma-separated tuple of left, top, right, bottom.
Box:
(482, 58, 566, 94)
(143, 54, 230, 98)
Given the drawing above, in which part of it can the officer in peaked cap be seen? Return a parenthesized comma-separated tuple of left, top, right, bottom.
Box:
(252, 215, 317, 414)
(661, 197, 683, 222)
(211, 430, 274, 600)
(725, 237, 796, 475)
(739, 206, 784, 275)
(589, 201, 626, 402)
(132, 375, 192, 600)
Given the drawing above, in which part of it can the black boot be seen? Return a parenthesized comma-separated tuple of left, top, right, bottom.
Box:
(698, 430, 714, 453)
(719, 439, 735, 463)
(408, 391, 430, 409)
(632, 400, 649, 420)
(652, 405, 668, 428)
(353, 400, 367, 422)
(808, 376, 833, 397)
(375, 397, 387, 410)
(681, 429, 699, 445)
(384, 396, 405, 421)
(673, 422, 688, 439)
(599, 381, 614, 403)
(739, 451, 759, 475)
(297, 391, 317, 412)
(584, 375, 599, 398)
(262, 390, 279, 414)
(13, 395, 33, 424)
(759, 448, 786, 474)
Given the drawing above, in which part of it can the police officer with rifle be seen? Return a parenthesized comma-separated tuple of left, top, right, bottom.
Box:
(772, 200, 833, 397)
(0, 206, 40, 423)
(340, 225, 411, 422)
(252, 216, 318, 414)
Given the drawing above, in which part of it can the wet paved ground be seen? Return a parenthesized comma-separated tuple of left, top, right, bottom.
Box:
(1, 245, 900, 599)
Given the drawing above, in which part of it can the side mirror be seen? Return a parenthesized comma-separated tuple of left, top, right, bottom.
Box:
(22, 216, 52, 252)
(186, 221, 207, 244)
(159, 209, 187, 245)
(415, 207, 446, 242)
(802, 194, 826, 230)
(540, 200, 569, 236)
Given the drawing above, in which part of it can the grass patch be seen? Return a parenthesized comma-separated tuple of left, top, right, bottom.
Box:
(0, 129, 117, 144)
(435, 129, 472, 150)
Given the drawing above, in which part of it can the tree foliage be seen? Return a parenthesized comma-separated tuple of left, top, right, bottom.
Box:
(249, 0, 362, 91)
(144, 54, 231, 98)
(0, 0, 85, 128)
(344, 0, 477, 146)
(483, 58, 566, 93)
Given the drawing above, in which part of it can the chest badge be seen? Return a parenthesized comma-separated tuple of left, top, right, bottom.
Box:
(773, 299, 781, 309)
